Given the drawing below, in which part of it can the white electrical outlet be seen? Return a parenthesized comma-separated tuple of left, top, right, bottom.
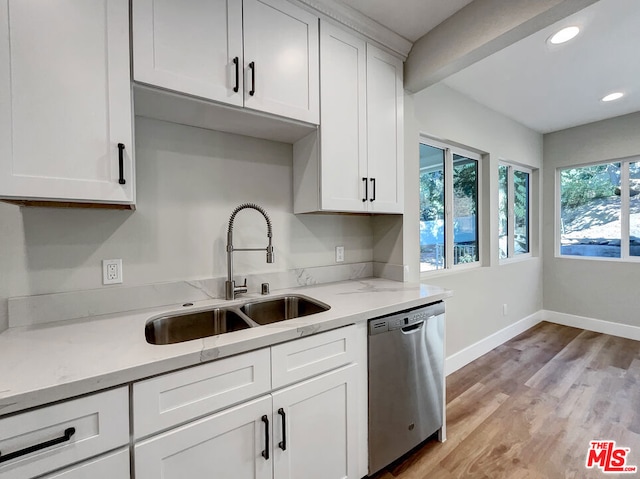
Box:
(103, 259, 123, 285)
(502, 303, 508, 316)
(336, 246, 345, 263)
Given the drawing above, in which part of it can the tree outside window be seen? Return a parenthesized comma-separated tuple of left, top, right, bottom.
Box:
(420, 139, 480, 272)
(500, 163, 531, 260)
(558, 159, 640, 259)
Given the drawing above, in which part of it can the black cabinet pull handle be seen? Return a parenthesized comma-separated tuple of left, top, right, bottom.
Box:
(261, 415, 269, 460)
(0, 427, 75, 464)
(249, 61, 256, 96)
(278, 408, 287, 451)
(118, 143, 126, 185)
(362, 177, 368, 202)
(370, 178, 376, 202)
(233, 57, 239, 93)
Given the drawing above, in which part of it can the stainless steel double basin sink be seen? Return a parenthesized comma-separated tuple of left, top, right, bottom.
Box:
(145, 294, 330, 345)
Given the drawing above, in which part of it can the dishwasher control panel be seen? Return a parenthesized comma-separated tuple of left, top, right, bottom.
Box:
(369, 301, 444, 335)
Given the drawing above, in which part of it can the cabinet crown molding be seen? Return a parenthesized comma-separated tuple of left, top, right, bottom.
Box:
(297, 0, 412, 59)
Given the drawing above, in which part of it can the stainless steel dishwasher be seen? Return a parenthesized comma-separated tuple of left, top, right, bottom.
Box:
(368, 301, 445, 475)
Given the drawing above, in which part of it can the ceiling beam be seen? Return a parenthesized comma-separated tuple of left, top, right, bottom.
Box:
(405, 0, 599, 93)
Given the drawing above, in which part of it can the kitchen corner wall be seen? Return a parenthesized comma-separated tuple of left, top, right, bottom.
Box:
(543, 112, 640, 327)
(0, 117, 374, 332)
(406, 83, 544, 357)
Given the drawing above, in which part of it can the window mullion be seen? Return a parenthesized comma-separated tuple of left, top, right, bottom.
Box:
(445, 148, 455, 269)
(507, 166, 515, 258)
(621, 161, 630, 259)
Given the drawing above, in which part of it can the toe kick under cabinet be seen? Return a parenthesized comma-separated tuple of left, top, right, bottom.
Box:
(134, 325, 360, 479)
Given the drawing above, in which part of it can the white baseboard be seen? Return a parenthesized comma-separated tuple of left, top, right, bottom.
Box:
(542, 310, 640, 341)
(445, 311, 544, 376)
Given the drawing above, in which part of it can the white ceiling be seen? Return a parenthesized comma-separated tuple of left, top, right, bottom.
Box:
(338, 0, 474, 42)
(441, 0, 640, 133)
(339, 0, 640, 134)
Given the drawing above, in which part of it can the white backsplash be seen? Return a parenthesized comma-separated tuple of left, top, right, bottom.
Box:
(8, 262, 374, 328)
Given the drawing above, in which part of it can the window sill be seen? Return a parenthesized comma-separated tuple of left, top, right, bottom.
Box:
(554, 254, 640, 263)
(499, 253, 535, 265)
(420, 261, 481, 279)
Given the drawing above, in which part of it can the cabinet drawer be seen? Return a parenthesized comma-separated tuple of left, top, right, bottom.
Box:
(42, 448, 129, 479)
(271, 325, 356, 389)
(133, 348, 271, 439)
(0, 387, 129, 479)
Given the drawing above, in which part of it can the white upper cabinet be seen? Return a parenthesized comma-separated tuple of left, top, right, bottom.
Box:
(132, 0, 243, 107)
(317, 22, 367, 212)
(132, 0, 319, 124)
(243, 0, 319, 124)
(0, 0, 134, 206)
(366, 44, 404, 213)
(293, 22, 403, 214)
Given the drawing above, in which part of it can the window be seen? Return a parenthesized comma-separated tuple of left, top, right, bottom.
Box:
(558, 158, 640, 259)
(499, 164, 531, 259)
(420, 139, 480, 272)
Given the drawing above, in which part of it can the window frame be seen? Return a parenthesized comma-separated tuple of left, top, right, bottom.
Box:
(499, 162, 533, 262)
(419, 136, 482, 275)
(555, 155, 640, 262)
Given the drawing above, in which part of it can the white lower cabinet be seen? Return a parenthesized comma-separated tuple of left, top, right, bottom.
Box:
(135, 365, 357, 479)
(42, 449, 129, 479)
(135, 396, 273, 479)
(134, 326, 360, 479)
(0, 388, 129, 479)
(272, 365, 358, 479)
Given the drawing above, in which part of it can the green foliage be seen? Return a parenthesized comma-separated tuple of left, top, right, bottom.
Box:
(419, 169, 443, 221)
(560, 164, 616, 209)
(419, 159, 477, 221)
(453, 160, 477, 217)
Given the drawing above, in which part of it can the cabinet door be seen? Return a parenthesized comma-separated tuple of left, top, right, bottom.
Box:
(0, 0, 134, 204)
(243, 0, 319, 124)
(135, 395, 273, 479)
(366, 44, 404, 214)
(42, 449, 129, 479)
(132, 0, 243, 107)
(319, 22, 367, 212)
(272, 365, 358, 479)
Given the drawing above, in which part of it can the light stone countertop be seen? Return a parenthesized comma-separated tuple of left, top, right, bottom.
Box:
(0, 278, 452, 416)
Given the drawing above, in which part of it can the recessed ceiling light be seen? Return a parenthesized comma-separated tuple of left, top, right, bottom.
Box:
(601, 92, 624, 102)
(548, 26, 580, 45)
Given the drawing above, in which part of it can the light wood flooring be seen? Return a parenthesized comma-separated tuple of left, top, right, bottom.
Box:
(370, 321, 640, 479)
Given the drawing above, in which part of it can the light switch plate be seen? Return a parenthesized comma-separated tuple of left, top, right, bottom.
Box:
(336, 246, 345, 263)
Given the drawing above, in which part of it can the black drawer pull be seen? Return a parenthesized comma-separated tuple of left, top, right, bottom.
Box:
(261, 415, 269, 460)
(249, 61, 256, 96)
(0, 427, 76, 464)
(362, 177, 368, 202)
(278, 408, 287, 451)
(370, 177, 376, 202)
(118, 143, 126, 185)
(232, 57, 239, 93)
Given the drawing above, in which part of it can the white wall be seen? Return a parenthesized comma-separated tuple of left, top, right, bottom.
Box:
(408, 83, 544, 355)
(0, 117, 374, 332)
(543, 112, 640, 326)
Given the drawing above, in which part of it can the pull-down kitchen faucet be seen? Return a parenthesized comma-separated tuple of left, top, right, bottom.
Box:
(225, 203, 274, 300)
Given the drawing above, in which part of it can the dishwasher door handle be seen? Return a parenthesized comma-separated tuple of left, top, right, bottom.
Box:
(401, 320, 425, 334)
